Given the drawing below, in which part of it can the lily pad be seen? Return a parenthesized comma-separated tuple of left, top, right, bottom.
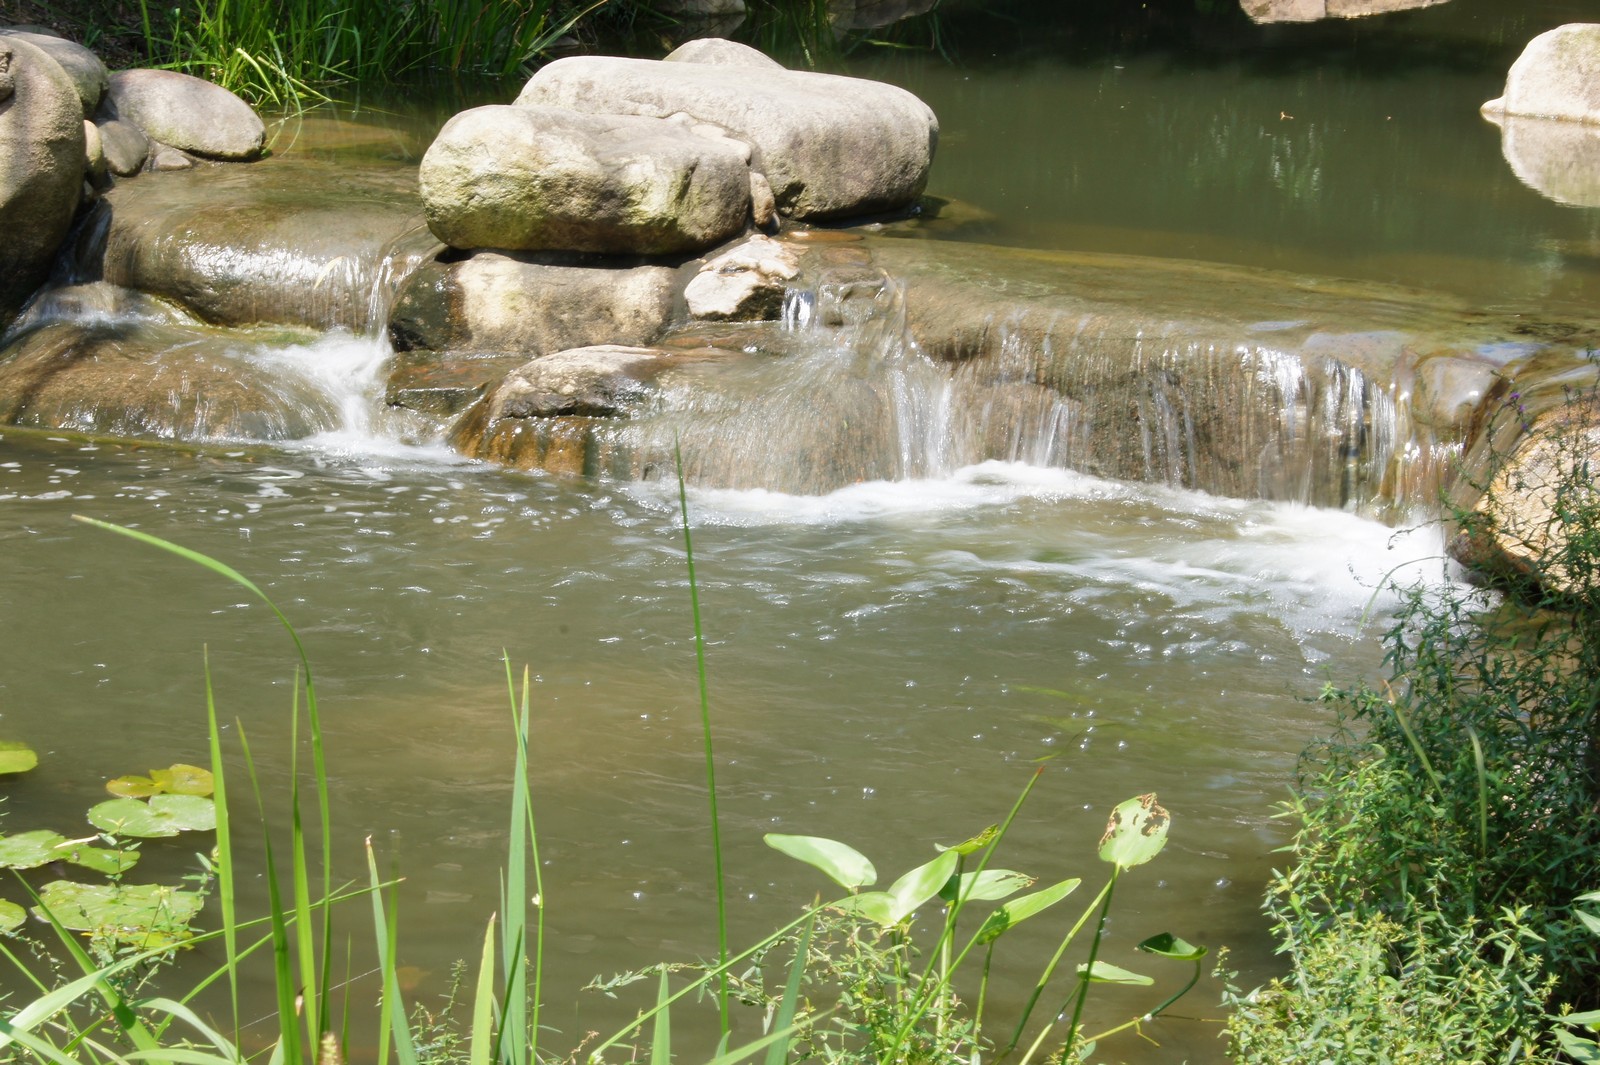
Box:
(107, 763, 214, 798)
(1098, 793, 1170, 871)
(62, 844, 140, 875)
(0, 740, 38, 775)
(0, 829, 70, 869)
(87, 794, 216, 838)
(0, 899, 24, 934)
(32, 880, 203, 946)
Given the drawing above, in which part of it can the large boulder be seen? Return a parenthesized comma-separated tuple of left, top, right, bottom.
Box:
(103, 69, 264, 160)
(1483, 24, 1600, 124)
(0, 34, 86, 328)
(1243, 0, 1451, 21)
(420, 104, 752, 255)
(0, 29, 108, 116)
(516, 51, 938, 221)
(389, 251, 680, 358)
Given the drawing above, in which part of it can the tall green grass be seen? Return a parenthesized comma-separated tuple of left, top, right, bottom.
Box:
(139, 0, 614, 106)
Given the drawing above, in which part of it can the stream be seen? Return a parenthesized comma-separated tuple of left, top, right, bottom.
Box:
(2, 1, 1595, 1060)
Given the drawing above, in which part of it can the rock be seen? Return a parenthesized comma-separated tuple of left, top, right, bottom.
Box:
(0, 318, 341, 440)
(829, 0, 938, 30)
(684, 235, 802, 320)
(1243, 0, 1451, 21)
(517, 51, 938, 221)
(0, 29, 107, 116)
(1452, 386, 1600, 595)
(663, 37, 777, 68)
(1484, 113, 1600, 207)
(389, 250, 679, 358)
(94, 155, 435, 330)
(385, 351, 527, 416)
(1483, 23, 1600, 124)
(83, 118, 105, 180)
(420, 104, 752, 255)
(147, 140, 193, 170)
(96, 116, 149, 175)
(104, 69, 265, 160)
(658, 0, 747, 14)
(0, 34, 86, 328)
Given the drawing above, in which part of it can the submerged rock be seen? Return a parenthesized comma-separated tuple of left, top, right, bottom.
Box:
(0, 34, 86, 329)
(420, 104, 752, 255)
(517, 50, 938, 221)
(103, 69, 265, 161)
(0, 318, 339, 440)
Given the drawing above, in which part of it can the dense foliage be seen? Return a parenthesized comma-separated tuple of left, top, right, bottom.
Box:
(1228, 381, 1600, 1060)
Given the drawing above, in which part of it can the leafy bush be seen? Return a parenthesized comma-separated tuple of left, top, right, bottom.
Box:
(1227, 378, 1600, 1060)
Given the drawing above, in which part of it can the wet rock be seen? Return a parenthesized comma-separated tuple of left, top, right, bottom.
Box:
(0, 318, 338, 440)
(83, 119, 105, 180)
(95, 156, 435, 330)
(146, 140, 193, 170)
(96, 116, 149, 176)
(1451, 384, 1600, 595)
(1242, 0, 1451, 21)
(1483, 23, 1600, 124)
(420, 104, 752, 255)
(684, 235, 802, 320)
(517, 50, 938, 222)
(450, 345, 678, 469)
(385, 351, 526, 416)
(663, 37, 777, 68)
(388, 251, 679, 358)
(829, 0, 938, 30)
(104, 69, 265, 161)
(0, 29, 107, 116)
(0, 34, 86, 329)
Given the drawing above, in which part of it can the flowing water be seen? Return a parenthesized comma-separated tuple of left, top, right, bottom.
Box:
(3, 1, 1599, 1060)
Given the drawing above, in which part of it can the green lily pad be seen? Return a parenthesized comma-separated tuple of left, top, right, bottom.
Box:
(62, 844, 140, 875)
(1098, 793, 1170, 871)
(87, 794, 216, 838)
(0, 829, 70, 869)
(0, 740, 38, 775)
(32, 880, 203, 946)
(107, 763, 214, 798)
(0, 899, 24, 933)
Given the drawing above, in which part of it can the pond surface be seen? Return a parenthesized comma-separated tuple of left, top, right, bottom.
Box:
(4, 1, 1597, 1060)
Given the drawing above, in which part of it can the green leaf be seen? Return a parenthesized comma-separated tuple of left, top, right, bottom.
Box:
(936, 825, 998, 856)
(108, 764, 214, 798)
(1097, 794, 1170, 870)
(0, 830, 70, 870)
(1555, 1027, 1600, 1064)
(765, 834, 877, 890)
(0, 898, 24, 933)
(939, 868, 1034, 903)
(150, 764, 214, 797)
(976, 877, 1081, 944)
(63, 845, 140, 876)
(1578, 909, 1600, 938)
(829, 890, 898, 926)
(1563, 1009, 1600, 1029)
(0, 740, 38, 775)
(105, 775, 161, 798)
(1077, 960, 1152, 985)
(1137, 932, 1208, 961)
(87, 794, 216, 838)
(32, 881, 203, 946)
(880, 849, 961, 926)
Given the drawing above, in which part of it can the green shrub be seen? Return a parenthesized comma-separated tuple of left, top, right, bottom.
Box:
(1228, 379, 1600, 1060)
